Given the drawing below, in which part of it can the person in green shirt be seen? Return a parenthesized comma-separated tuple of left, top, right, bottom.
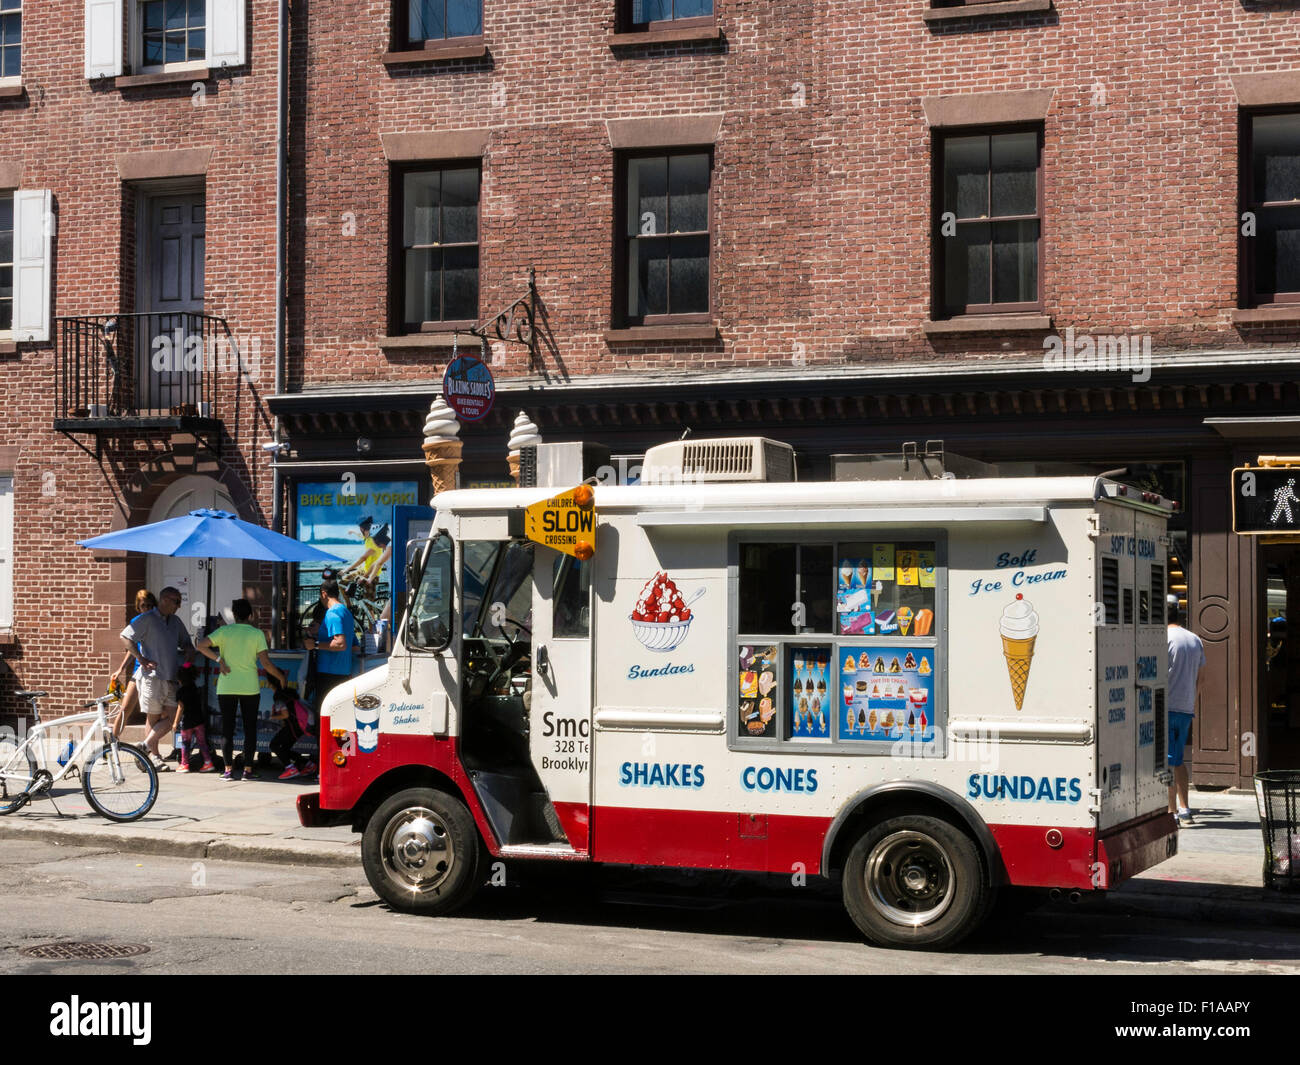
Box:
(196, 599, 287, 781)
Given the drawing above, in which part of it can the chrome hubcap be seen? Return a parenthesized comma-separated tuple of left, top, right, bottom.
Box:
(382, 807, 454, 894)
(864, 830, 954, 928)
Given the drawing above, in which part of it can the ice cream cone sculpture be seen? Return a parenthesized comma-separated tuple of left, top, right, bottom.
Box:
(422, 396, 462, 494)
(1000, 593, 1040, 711)
(507, 411, 542, 485)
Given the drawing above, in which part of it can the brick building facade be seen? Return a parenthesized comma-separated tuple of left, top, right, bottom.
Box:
(3, 1, 1299, 787)
(0, 1, 280, 719)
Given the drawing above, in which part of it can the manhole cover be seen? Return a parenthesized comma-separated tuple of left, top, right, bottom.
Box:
(18, 942, 150, 961)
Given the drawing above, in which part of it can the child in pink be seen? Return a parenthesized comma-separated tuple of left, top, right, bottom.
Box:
(175, 662, 215, 772)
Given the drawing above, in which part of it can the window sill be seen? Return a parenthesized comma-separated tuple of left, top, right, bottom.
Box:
(609, 25, 723, 47)
(383, 39, 488, 64)
(1231, 306, 1300, 326)
(0, 83, 23, 100)
(604, 324, 720, 343)
(116, 67, 211, 89)
(0, 341, 18, 354)
(378, 334, 468, 350)
(924, 0, 1053, 22)
(923, 313, 1052, 336)
(0, 630, 16, 647)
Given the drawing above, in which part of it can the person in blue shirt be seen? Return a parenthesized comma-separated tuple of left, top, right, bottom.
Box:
(303, 579, 356, 719)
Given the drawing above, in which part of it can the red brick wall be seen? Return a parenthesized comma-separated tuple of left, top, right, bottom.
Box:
(0, 2, 281, 718)
(293, 0, 1300, 390)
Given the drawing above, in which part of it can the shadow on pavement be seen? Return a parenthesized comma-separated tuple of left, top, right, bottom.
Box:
(350, 862, 1300, 962)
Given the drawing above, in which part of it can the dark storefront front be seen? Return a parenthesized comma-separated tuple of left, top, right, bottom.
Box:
(269, 358, 1300, 789)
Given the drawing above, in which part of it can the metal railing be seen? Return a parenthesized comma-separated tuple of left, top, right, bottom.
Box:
(55, 312, 234, 421)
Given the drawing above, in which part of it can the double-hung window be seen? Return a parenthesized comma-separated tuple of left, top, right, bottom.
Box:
(139, 0, 206, 69)
(399, 0, 483, 46)
(0, 1, 19, 81)
(84, 1, 246, 79)
(620, 150, 712, 324)
(624, 0, 713, 30)
(1243, 112, 1300, 307)
(935, 128, 1042, 317)
(394, 164, 481, 332)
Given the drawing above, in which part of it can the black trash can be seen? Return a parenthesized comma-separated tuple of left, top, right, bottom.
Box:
(1255, 771, 1300, 891)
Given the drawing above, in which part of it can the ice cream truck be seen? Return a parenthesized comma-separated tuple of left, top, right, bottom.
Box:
(298, 437, 1179, 949)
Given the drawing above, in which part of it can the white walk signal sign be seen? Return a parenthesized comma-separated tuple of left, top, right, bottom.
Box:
(524, 485, 596, 559)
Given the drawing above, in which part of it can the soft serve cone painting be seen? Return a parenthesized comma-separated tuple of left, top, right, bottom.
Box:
(999, 593, 1039, 711)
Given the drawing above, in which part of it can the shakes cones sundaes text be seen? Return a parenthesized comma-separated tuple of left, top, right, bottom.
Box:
(999, 593, 1039, 711)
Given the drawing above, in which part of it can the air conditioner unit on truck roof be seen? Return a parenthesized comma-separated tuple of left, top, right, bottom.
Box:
(641, 437, 796, 484)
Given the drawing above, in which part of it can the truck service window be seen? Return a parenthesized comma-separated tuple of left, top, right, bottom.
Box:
(735, 535, 943, 752)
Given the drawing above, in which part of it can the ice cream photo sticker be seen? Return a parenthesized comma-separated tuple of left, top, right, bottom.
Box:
(1000, 594, 1039, 711)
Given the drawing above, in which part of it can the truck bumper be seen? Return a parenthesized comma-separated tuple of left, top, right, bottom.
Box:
(1097, 810, 1178, 889)
(296, 791, 352, 829)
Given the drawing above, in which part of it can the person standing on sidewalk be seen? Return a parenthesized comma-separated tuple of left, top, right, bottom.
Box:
(303, 580, 356, 719)
(119, 586, 193, 771)
(196, 598, 287, 781)
(109, 589, 156, 738)
(1167, 597, 1207, 827)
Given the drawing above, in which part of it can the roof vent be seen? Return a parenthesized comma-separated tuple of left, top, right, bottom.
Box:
(641, 437, 796, 484)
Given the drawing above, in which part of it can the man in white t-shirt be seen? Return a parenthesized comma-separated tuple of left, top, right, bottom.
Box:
(1166, 597, 1206, 827)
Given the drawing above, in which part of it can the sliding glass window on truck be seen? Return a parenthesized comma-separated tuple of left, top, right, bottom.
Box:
(729, 532, 946, 754)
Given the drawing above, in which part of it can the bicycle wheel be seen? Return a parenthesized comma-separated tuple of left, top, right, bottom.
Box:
(0, 737, 36, 814)
(81, 742, 158, 823)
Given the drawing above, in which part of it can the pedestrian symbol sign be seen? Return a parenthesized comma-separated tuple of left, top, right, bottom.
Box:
(523, 485, 596, 559)
(1233, 467, 1300, 535)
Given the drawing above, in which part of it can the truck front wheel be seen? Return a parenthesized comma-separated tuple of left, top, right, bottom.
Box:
(841, 814, 987, 950)
(362, 787, 482, 915)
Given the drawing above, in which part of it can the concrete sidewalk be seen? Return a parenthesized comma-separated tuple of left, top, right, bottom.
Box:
(0, 762, 358, 866)
(0, 767, 1296, 928)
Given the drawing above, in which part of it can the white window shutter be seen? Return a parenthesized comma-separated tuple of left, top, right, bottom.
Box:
(13, 190, 52, 343)
(0, 476, 12, 629)
(207, 0, 247, 68)
(85, 0, 124, 79)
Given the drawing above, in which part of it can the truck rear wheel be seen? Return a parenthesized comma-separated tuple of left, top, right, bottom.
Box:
(362, 787, 482, 915)
(841, 814, 987, 950)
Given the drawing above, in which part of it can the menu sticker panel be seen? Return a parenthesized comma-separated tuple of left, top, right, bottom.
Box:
(790, 646, 831, 739)
(836, 552, 875, 636)
(872, 543, 894, 582)
(838, 643, 936, 744)
(739, 644, 779, 738)
(918, 550, 937, 589)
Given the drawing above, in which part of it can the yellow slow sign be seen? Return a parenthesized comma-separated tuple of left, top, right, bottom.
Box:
(524, 484, 596, 559)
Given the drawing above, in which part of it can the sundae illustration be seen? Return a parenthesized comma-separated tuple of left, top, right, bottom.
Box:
(843, 654, 856, 674)
(630, 572, 705, 652)
(1000, 593, 1040, 711)
(918, 656, 932, 676)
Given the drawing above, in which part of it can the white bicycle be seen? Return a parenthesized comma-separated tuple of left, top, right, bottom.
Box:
(0, 690, 159, 822)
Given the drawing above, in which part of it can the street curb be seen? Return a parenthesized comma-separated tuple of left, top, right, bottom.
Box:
(0, 820, 360, 869)
(1102, 885, 1300, 928)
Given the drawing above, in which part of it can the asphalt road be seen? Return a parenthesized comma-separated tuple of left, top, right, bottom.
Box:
(0, 840, 1296, 976)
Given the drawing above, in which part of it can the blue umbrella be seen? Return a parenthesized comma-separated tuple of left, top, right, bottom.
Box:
(78, 509, 343, 564)
(79, 509, 343, 638)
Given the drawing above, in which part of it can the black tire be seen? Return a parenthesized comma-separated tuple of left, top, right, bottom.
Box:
(0, 737, 36, 814)
(841, 813, 988, 950)
(81, 743, 159, 823)
(361, 787, 482, 915)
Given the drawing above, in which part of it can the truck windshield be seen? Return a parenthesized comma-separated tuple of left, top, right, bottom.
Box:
(463, 540, 534, 638)
(406, 533, 454, 650)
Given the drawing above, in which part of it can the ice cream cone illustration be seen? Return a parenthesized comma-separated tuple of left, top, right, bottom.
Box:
(422, 396, 462, 494)
(999, 593, 1040, 711)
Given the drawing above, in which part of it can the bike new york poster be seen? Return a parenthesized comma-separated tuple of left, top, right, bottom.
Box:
(294, 480, 420, 647)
